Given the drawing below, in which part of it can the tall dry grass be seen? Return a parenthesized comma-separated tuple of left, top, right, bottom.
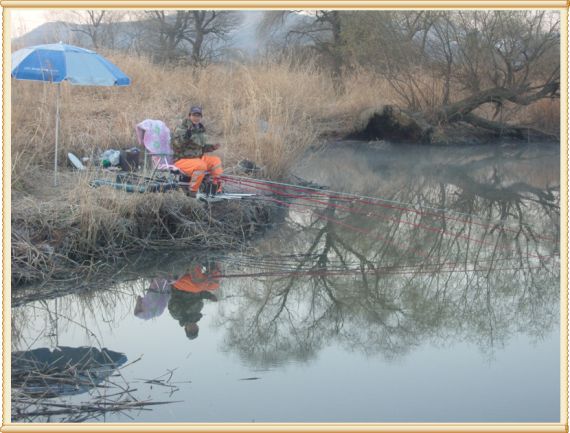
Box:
(11, 54, 396, 186)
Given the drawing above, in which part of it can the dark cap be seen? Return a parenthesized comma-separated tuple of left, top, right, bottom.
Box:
(184, 322, 199, 340)
(189, 106, 203, 115)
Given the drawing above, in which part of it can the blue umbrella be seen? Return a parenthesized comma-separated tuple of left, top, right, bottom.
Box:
(11, 43, 131, 185)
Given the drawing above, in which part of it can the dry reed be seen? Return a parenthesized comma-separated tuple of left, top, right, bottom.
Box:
(11, 168, 273, 286)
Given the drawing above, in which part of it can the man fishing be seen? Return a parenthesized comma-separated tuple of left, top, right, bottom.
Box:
(171, 105, 223, 196)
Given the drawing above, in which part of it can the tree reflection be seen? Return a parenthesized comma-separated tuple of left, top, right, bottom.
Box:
(218, 148, 560, 367)
(11, 145, 561, 375)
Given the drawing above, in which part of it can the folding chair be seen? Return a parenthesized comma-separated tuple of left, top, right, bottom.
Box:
(134, 119, 219, 196)
(135, 119, 176, 175)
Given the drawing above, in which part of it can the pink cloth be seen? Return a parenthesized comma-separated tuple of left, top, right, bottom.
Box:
(134, 278, 171, 320)
(135, 119, 174, 169)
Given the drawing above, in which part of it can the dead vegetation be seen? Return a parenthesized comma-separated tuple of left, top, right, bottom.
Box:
(12, 346, 178, 422)
(11, 168, 274, 287)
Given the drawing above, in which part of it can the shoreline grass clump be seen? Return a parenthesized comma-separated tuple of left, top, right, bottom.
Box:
(11, 170, 273, 287)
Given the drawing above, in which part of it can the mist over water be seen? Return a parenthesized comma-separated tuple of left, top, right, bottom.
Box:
(11, 141, 560, 423)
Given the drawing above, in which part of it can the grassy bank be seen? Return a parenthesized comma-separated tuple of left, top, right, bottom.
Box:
(12, 168, 274, 286)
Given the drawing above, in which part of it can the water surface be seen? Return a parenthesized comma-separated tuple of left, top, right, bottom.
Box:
(12, 141, 561, 423)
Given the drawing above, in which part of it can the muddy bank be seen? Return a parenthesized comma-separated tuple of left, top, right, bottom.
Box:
(346, 105, 559, 146)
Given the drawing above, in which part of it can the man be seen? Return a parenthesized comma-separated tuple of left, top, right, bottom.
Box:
(171, 106, 223, 196)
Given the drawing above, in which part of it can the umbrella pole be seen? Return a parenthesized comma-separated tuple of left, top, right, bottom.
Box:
(54, 84, 61, 186)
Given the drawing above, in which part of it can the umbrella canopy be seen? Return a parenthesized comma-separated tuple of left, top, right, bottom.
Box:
(11, 42, 131, 86)
(11, 43, 131, 185)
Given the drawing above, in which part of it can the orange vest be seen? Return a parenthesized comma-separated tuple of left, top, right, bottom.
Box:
(172, 265, 220, 293)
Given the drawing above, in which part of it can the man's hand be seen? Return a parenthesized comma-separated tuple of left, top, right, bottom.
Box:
(212, 143, 221, 151)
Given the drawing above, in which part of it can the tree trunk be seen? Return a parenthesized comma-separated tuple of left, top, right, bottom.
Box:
(435, 83, 559, 123)
(192, 32, 204, 65)
(462, 113, 558, 141)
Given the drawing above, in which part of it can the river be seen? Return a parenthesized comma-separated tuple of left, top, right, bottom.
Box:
(11, 141, 561, 423)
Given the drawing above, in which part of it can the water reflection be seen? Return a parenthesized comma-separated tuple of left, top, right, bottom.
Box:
(218, 143, 560, 366)
(168, 261, 221, 340)
(133, 260, 222, 340)
(134, 279, 171, 320)
(11, 283, 185, 422)
(11, 143, 561, 422)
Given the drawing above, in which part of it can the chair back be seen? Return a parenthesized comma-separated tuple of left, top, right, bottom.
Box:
(135, 119, 174, 169)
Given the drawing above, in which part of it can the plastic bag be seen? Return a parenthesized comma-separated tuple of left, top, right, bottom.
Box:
(100, 149, 121, 166)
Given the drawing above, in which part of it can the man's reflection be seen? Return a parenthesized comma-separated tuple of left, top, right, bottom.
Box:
(134, 261, 222, 340)
(168, 262, 221, 340)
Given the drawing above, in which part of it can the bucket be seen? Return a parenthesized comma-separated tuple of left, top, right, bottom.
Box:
(120, 148, 140, 171)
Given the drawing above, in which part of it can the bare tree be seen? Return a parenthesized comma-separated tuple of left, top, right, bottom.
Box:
(145, 11, 193, 63)
(189, 11, 241, 65)
(434, 11, 560, 129)
(64, 10, 125, 50)
(143, 10, 241, 65)
(119, 11, 152, 56)
(259, 11, 346, 90)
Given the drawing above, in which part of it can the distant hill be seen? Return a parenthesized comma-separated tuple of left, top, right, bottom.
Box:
(11, 11, 312, 60)
(12, 21, 74, 49)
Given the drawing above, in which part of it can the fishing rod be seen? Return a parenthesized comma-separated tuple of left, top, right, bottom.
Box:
(229, 176, 526, 251)
(224, 174, 559, 243)
(215, 263, 552, 280)
(222, 174, 559, 243)
(226, 176, 557, 261)
(253, 193, 556, 263)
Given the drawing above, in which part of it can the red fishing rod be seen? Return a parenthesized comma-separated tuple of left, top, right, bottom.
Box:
(221, 174, 558, 244)
(224, 176, 556, 261)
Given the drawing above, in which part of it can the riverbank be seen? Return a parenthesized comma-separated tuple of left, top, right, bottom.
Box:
(11, 167, 275, 287)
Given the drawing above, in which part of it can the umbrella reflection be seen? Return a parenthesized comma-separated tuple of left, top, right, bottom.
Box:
(12, 346, 127, 398)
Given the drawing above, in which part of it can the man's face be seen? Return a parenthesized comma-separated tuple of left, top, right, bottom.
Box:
(189, 112, 202, 125)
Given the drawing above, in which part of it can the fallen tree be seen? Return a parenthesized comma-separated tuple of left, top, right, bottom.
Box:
(343, 11, 560, 144)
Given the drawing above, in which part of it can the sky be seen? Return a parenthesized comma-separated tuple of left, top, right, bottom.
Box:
(10, 10, 50, 37)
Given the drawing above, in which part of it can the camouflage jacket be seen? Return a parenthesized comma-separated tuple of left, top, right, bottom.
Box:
(171, 118, 215, 159)
(168, 289, 217, 326)
(168, 289, 204, 326)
